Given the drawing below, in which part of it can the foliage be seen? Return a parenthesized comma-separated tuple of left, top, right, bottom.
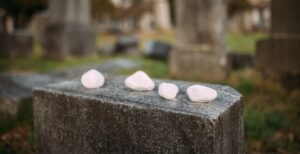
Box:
(0, 0, 47, 28)
(228, 0, 251, 16)
(91, 0, 115, 18)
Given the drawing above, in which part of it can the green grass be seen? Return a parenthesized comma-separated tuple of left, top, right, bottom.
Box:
(96, 31, 267, 55)
(227, 32, 267, 53)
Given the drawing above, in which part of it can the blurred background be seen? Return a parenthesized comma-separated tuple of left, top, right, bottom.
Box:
(0, 0, 299, 153)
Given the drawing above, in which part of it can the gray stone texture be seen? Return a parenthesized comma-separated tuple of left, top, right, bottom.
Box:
(0, 31, 33, 58)
(42, 0, 95, 60)
(170, 0, 229, 81)
(33, 76, 244, 153)
(0, 73, 62, 115)
(256, 0, 300, 87)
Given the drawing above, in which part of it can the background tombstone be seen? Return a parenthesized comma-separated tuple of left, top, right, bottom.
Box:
(154, 0, 172, 31)
(42, 0, 96, 60)
(170, 0, 229, 81)
(143, 40, 172, 60)
(33, 76, 244, 153)
(0, 30, 33, 58)
(256, 0, 300, 88)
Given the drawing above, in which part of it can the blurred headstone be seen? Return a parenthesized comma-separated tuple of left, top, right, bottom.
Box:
(31, 12, 47, 44)
(0, 73, 63, 115)
(0, 30, 33, 58)
(143, 40, 172, 60)
(113, 36, 138, 53)
(6, 16, 14, 33)
(139, 12, 155, 33)
(256, 0, 300, 88)
(154, 0, 172, 31)
(170, 0, 229, 81)
(42, 0, 96, 60)
(228, 53, 254, 69)
(33, 76, 244, 153)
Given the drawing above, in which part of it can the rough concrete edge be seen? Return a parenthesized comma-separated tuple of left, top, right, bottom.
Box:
(32, 86, 211, 120)
(215, 96, 244, 154)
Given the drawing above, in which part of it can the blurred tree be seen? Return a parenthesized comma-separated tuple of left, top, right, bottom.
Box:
(228, 0, 251, 17)
(91, 0, 115, 18)
(0, 0, 47, 29)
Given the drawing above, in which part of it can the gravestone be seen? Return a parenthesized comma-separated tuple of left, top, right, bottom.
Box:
(228, 53, 254, 69)
(170, 0, 229, 81)
(0, 73, 63, 115)
(42, 0, 96, 60)
(0, 31, 33, 58)
(256, 0, 300, 87)
(113, 36, 138, 53)
(154, 0, 172, 31)
(143, 40, 172, 60)
(33, 76, 244, 153)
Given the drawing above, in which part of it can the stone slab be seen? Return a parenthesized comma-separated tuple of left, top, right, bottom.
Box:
(170, 50, 229, 81)
(33, 76, 243, 153)
(256, 38, 300, 74)
(42, 24, 96, 60)
(144, 40, 172, 60)
(0, 31, 33, 58)
(228, 53, 254, 69)
(170, 0, 228, 80)
(0, 73, 63, 115)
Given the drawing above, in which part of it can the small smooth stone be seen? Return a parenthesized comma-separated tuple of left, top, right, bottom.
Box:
(125, 71, 155, 91)
(158, 83, 179, 100)
(81, 69, 105, 89)
(187, 85, 217, 103)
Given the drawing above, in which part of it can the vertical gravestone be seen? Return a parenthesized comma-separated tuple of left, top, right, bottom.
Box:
(170, 0, 228, 81)
(42, 0, 96, 60)
(154, 0, 172, 31)
(33, 76, 244, 153)
(256, 0, 300, 87)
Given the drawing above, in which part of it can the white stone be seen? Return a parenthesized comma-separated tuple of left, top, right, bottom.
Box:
(81, 69, 105, 89)
(125, 71, 155, 92)
(158, 83, 179, 100)
(187, 85, 217, 103)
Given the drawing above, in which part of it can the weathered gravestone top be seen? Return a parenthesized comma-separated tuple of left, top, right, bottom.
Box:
(33, 76, 244, 153)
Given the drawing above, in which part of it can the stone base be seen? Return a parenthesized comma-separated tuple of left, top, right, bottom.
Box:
(33, 76, 243, 153)
(42, 24, 96, 60)
(256, 38, 300, 88)
(170, 49, 229, 81)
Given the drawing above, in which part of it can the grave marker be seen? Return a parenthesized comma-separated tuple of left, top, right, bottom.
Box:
(256, 0, 300, 87)
(42, 0, 96, 60)
(33, 76, 244, 153)
(170, 0, 229, 81)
